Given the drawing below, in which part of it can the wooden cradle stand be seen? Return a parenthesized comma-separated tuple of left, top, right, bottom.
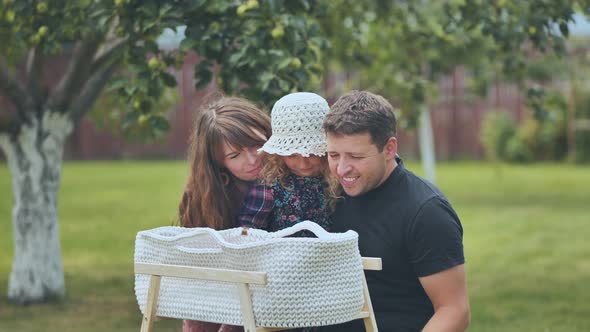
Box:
(135, 257, 382, 332)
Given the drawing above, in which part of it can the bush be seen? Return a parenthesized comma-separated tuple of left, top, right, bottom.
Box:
(537, 92, 568, 160)
(505, 128, 534, 163)
(480, 91, 568, 164)
(480, 111, 517, 161)
(516, 113, 567, 162)
(574, 89, 590, 163)
(576, 130, 590, 163)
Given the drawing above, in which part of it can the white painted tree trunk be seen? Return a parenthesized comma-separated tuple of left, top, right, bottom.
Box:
(0, 111, 73, 304)
(418, 104, 437, 184)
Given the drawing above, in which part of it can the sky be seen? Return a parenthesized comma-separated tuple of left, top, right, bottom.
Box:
(570, 13, 590, 36)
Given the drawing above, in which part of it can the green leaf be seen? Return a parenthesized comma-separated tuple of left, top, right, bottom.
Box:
(277, 56, 292, 69)
(227, 45, 249, 65)
(107, 78, 128, 92)
(149, 114, 171, 132)
(122, 111, 140, 128)
(160, 72, 177, 88)
(259, 71, 275, 90)
(278, 79, 290, 91)
(558, 22, 569, 38)
(195, 69, 212, 90)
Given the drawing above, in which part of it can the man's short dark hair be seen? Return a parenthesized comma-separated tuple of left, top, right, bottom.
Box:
(323, 90, 397, 150)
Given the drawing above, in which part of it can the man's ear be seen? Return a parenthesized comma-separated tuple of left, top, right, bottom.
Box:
(383, 137, 398, 161)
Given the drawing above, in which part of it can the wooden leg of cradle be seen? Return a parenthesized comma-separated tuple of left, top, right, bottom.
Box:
(238, 283, 258, 332)
(141, 275, 162, 332)
(361, 273, 378, 332)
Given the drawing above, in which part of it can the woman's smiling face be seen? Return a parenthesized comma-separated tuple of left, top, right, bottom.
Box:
(221, 141, 265, 182)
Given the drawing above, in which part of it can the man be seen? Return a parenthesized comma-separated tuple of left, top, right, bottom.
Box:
(321, 91, 470, 332)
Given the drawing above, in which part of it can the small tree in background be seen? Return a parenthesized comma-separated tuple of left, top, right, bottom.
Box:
(319, 0, 581, 178)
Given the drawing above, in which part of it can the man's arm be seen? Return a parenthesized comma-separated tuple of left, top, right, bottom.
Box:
(419, 264, 470, 332)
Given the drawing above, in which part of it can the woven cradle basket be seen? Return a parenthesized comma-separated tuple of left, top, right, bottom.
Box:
(134, 221, 364, 328)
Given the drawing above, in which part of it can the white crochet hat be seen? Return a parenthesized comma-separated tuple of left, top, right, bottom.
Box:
(259, 92, 329, 157)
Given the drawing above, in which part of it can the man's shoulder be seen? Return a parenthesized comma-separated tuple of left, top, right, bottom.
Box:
(399, 166, 450, 205)
(402, 169, 462, 235)
(334, 163, 451, 215)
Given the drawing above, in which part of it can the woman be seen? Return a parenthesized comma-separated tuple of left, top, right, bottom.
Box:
(178, 95, 271, 332)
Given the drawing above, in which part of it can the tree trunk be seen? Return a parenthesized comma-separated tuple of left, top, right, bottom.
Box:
(418, 104, 437, 184)
(0, 111, 73, 304)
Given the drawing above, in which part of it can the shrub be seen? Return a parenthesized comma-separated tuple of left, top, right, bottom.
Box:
(537, 92, 568, 161)
(505, 127, 534, 163)
(480, 111, 517, 161)
(517, 114, 567, 162)
(504, 90, 568, 163)
(574, 89, 590, 163)
(576, 129, 590, 163)
(480, 92, 568, 164)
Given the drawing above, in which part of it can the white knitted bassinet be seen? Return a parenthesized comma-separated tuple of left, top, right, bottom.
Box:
(134, 221, 365, 328)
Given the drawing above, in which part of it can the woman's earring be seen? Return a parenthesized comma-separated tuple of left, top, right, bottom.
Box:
(220, 172, 230, 186)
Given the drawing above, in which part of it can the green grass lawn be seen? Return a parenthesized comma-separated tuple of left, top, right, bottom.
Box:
(0, 161, 589, 331)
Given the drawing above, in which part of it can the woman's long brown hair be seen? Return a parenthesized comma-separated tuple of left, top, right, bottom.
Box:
(178, 95, 271, 230)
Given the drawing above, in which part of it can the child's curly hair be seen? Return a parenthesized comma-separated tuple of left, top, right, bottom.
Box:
(258, 154, 342, 213)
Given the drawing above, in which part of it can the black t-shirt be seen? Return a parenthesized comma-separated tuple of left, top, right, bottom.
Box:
(321, 159, 464, 332)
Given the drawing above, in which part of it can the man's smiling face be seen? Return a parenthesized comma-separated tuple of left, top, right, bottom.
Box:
(327, 132, 397, 197)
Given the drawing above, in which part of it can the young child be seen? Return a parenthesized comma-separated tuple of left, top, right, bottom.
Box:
(239, 92, 333, 237)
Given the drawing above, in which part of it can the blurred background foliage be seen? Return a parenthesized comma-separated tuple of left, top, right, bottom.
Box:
(479, 34, 590, 164)
(316, 0, 590, 164)
(3, 0, 588, 162)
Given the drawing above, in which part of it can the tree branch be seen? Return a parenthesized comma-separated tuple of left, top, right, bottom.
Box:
(47, 39, 100, 112)
(25, 47, 45, 106)
(70, 63, 117, 122)
(0, 56, 34, 122)
(0, 109, 21, 135)
(91, 37, 128, 74)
